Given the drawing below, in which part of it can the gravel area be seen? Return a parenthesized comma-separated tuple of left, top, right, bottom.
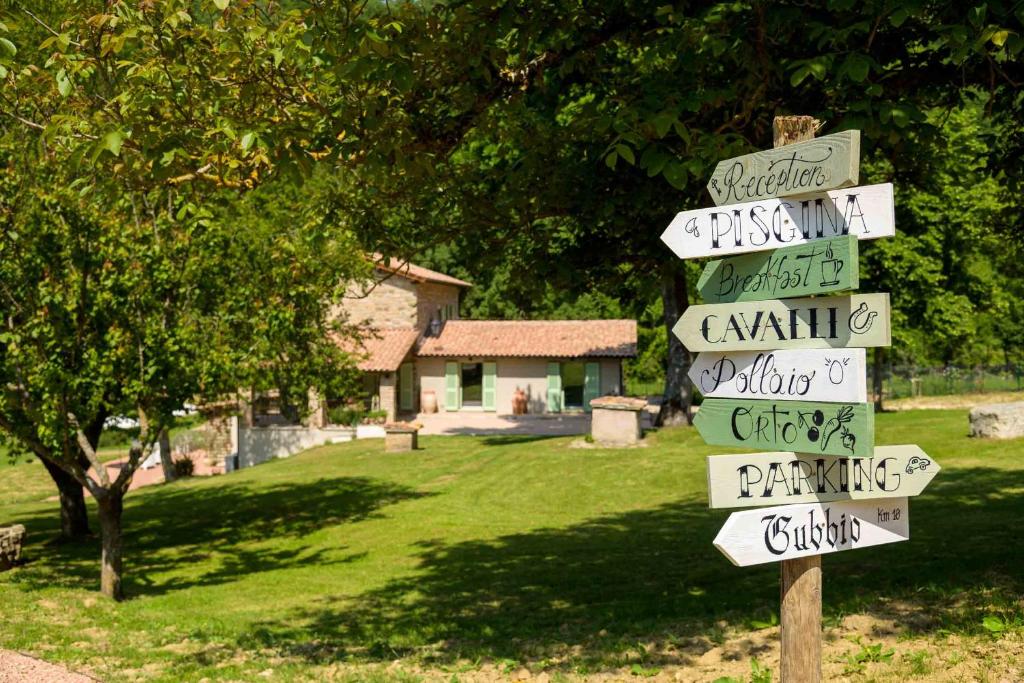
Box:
(0, 650, 96, 682)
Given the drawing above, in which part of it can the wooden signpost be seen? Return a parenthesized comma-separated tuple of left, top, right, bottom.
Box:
(659, 115, 935, 681)
(705, 445, 939, 509)
(673, 293, 891, 352)
(706, 130, 860, 205)
(661, 182, 894, 259)
(712, 497, 909, 566)
(694, 398, 874, 458)
(696, 235, 859, 304)
(689, 348, 868, 403)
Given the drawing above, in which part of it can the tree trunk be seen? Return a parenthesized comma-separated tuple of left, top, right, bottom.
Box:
(97, 493, 125, 600)
(873, 347, 885, 411)
(41, 457, 91, 540)
(158, 427, 175, 483)
(657, 262, 694, 426)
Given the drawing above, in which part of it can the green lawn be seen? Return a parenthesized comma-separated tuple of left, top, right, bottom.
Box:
(1, 410, 1022, 681)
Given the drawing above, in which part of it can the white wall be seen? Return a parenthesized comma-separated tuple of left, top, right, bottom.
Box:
(415, 356, 625, 415)
(235, 424, 355, 469)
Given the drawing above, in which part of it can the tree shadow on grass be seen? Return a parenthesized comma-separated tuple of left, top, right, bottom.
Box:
(12, 475, 429, 598)
(242, 464, 1024, 671)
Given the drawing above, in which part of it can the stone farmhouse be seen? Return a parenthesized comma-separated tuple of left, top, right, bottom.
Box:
(343, 257, 638, 421)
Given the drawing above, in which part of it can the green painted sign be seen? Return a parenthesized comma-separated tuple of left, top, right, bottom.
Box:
(694, 398, 875, 458)
(706, 130, 860, 205)
(697, 235, 859, 304)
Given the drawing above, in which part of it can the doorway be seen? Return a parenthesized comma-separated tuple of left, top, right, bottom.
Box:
(561, 361, 585, 409)
(461, 363, 483, 407)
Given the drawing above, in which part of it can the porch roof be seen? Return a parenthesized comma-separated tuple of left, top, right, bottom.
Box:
(349, 327, 420, 372)
(415, 320, 637, 359)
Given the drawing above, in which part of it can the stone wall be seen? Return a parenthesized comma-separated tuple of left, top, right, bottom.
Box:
(0, 525, 25, 570)
(415, 282, 461, 329)
(341, 275, 419, 329)
(236, 421, 356, 469)
(379, 372, 397, 421)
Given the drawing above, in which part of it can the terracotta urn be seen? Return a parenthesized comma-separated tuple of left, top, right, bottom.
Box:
(421, 389, 438, 414)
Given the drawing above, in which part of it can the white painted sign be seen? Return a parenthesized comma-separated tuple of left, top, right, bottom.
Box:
(713, 498, 909, 566)
(661, 183, 894, 260)
(706, 445, 938, 509)
(689, 349, 867, 403)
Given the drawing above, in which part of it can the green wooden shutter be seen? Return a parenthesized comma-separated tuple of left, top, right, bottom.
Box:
(399, 363, 414, 412)
(482, 362, 497, 412)
(546, 362, 562, 413)
(445, 362, 461, 411)
(584, 362, 601, 411)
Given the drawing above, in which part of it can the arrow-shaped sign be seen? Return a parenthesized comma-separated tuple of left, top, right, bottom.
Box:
(696, 235, 859, 304)
(706, 130, 860, 206)
(662, 182, 893, 260)
(694, 398, 874, 458)
(706, 445, 938, 509)
(713, 497, 909, 566)
(689, 349, 868, 403)
(673, 293, 891, 352)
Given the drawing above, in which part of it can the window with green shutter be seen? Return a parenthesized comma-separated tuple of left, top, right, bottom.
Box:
(584, 362, 601, 411)
(399, 363, 414, 412)
(482, 362, 497, 412)
(445, 361, 461, 411)
(546, 362, 562, 413)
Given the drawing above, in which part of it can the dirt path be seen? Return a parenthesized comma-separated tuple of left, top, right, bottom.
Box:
(886, 391, 1023, 411)
(0, 650, 97, 682)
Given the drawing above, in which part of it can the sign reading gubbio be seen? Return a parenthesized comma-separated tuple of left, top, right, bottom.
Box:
(659, 123, 934, 590)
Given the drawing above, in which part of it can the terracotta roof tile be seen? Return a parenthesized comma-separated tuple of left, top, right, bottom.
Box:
(416, 320, 637, 358)
(346, 328, 419, 372)
(370, 254, 472, 288)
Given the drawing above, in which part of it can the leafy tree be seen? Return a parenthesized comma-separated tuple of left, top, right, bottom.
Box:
(0, 141, 363, 599)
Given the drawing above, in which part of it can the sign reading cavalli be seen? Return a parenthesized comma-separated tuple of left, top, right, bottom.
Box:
(660, 182, 894, 259)
(706, 130, 860, 205)
(674, 293, 891, 352)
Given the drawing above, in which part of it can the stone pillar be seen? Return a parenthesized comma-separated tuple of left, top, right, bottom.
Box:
(0, 525, 26, 571)
(590, 396, 647, 446)
(379, 372, 397, 422)
(306, 388, 327, 428)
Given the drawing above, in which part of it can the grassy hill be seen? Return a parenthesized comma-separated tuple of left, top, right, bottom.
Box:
(1, 410, 1022, 681)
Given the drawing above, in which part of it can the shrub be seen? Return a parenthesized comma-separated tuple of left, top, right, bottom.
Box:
(172, 457, 195, 478)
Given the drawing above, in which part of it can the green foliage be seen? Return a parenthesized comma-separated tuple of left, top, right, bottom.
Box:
(842, 638, 895, 675)
(328, 407, 388, 427)
(171, 457, 194, 478)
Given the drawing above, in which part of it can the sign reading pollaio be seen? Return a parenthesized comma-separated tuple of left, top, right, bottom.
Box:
(689, 348, 868, 403)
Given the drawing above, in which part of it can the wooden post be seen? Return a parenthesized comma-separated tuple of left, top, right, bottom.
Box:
(774, 114, 823, 683)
